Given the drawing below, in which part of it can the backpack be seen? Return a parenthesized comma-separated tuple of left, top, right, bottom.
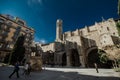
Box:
(15, 64, 19, 70)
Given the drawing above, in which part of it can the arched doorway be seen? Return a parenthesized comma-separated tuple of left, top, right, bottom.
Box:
(87, 48, 113, 68)
(87, 49, 100, 68)
(62, 53, 66, 66)
(70, 49, 80, 67)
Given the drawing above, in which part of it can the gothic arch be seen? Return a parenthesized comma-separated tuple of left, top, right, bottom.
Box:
(86, 47, 99, 68)
(69, 49, 80, 66)
(86, 46, 98, 57)
(86, 47, 113, 68)
(62, 53, 66, 66)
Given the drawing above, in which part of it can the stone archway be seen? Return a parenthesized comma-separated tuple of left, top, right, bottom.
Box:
(86, 47, 113, 68)
(69, 49, 80, 67)
(62, 53, 66, 66)
(87, 49, 100, 68)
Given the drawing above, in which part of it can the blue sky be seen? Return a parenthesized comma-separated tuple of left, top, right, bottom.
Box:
(0, 0, 119, 43)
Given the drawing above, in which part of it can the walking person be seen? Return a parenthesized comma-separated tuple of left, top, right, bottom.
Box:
(9, 61, 20, 78)
(27, 62, 31, 76)
(22, 62, 31, 80)
(94, 63, 99, 73)
(23, 62, 29, 75)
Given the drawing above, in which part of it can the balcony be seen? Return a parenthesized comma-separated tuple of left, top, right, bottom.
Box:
(5, 28, 10, 32)
(3, 31, 8, 37)
(0, 24, 6, 30)
(0, 31, 8, 38)
(0, 47, 12, 52)
(7, 22, 13, 26)
(29, 36, 34, 40)
(17, 20, 25, 26)
(0, 18, 5, 23)
(0, 38, 5, 43)
(4, 27, 10, 33)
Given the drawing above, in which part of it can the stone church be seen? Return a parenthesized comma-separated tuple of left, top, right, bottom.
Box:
(40, 18, 120, 68)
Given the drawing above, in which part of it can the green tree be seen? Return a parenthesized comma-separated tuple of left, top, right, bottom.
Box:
(116, 21, 120, 36)
(98, 49, 108, 64)
(103, 45, 120, 68)
(8, 34, 25, 64)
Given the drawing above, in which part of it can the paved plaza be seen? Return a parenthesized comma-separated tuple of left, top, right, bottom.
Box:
(0, 66, 120, 80)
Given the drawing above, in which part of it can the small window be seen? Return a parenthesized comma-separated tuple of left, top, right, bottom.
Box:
(7, 22, 12, 26)
(80, 31, 83, 35)
(16, 26, 21, 30)
(26, 29, 29, 32)
(17, 20, 24, 26)
(113, 33, 115, 35)
(0, 44, 3, 48)
(7, 44, 10, 48)
(1, 31, 4, 34)
(58, 24, 62, 26)
(65, 33, 68, 37)
(107, 27, 110, 31)
(104, 41, 106, 43)
(71, 32, 74, 36)
(0, 18, 5, 23)
(104, 36, 106, 38)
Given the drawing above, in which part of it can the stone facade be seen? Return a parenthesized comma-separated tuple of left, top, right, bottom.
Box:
(0, 14, 34, 62)
(40, 18, 120, 67)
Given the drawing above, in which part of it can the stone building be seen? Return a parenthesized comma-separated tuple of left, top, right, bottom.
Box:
(39, 18, 120, 68)
(0, 14, 34, 62)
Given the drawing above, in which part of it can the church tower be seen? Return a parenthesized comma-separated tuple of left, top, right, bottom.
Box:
(56, 19, 63, 42)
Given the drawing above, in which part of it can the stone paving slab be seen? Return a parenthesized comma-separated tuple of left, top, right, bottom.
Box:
(45, 67, 120, 77)
(0, 66, 120, 80)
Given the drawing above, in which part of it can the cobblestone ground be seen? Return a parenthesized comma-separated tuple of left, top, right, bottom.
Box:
(0, 66, 120, 80)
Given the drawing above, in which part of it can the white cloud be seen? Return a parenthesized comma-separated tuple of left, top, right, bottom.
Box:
(35, 36, 47, 44)
(38, 0, 42, 4)
(27, 0, 43, 6)
(27, 0, 31, 6)
(39, 39, 47, 44)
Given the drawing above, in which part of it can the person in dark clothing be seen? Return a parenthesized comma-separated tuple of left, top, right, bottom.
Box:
(9, 62, 20, 78)
(27, 62, 31, 75)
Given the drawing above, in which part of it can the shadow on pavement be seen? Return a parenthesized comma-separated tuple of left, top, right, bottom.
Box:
(31, 69, 120, 80)
(0, 66, 120, 80)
